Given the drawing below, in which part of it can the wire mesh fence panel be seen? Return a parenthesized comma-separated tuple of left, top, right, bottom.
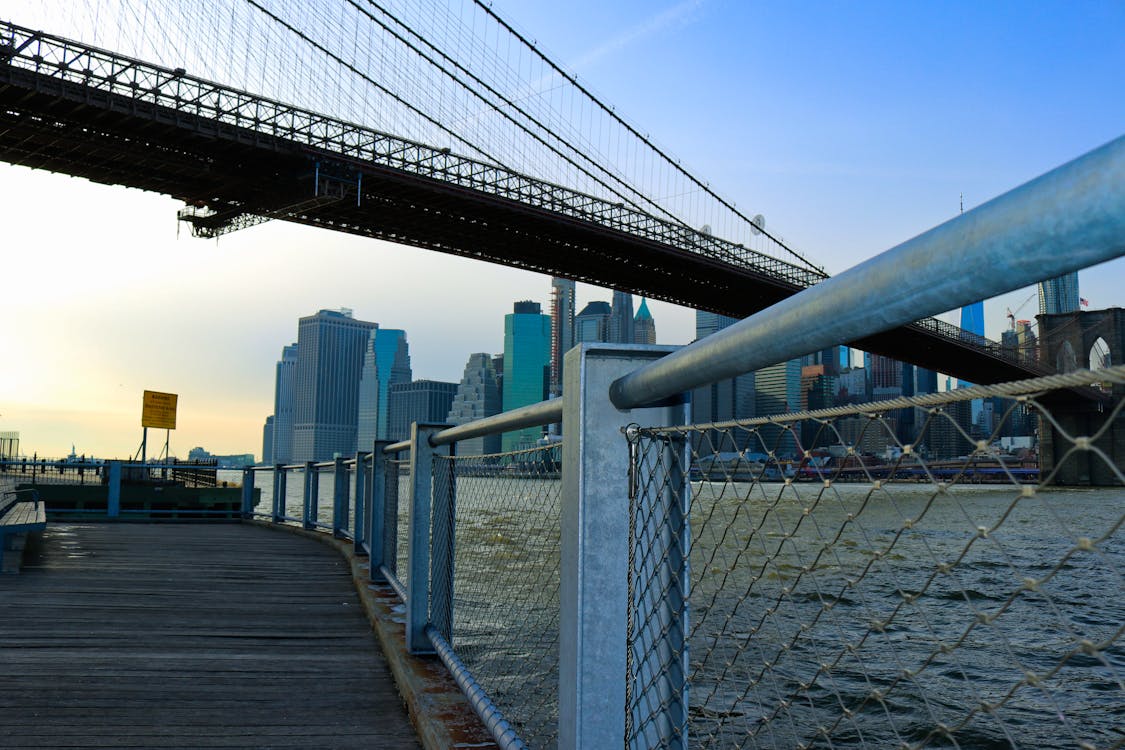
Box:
(628, 367, 1125, 750)
(316, 464, 334, 528)
(387, 456, 410, 593)
(440, 444, 562, 750)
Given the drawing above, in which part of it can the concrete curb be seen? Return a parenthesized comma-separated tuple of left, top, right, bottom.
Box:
(249, 519, 497, 750)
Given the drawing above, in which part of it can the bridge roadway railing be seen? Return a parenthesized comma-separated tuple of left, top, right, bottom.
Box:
(243, 136, 1125, 749)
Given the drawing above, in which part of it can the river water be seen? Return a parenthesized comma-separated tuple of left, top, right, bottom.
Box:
(234, 468, 1123, 749)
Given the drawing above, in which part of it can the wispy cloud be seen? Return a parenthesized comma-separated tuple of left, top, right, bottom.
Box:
(570, 0, 706, 72)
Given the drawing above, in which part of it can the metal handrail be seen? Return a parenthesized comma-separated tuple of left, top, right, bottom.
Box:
(383, 399, 564, 454)
(609, 134, 1125, 409)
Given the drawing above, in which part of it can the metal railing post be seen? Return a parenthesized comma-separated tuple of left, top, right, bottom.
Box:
(272, 464, 285, 523)
(333, 456, 347, 537)
(558, 344, 689, 750)
(303, 461, 316, 530)
(430, 439, 457, 645)
(240, 467, 254, 518)
(368, 440, 393, 582)
(107, 461, 121, 519)
(405, 423, 450, 654)
(354, 451, 369, 554)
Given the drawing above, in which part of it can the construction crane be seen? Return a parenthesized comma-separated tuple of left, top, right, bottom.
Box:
(1006, 291, 1038, 330)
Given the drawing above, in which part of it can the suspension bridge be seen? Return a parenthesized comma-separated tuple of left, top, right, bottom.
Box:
(0, 3, 1048, 385)
(2, 3, 1123, 749)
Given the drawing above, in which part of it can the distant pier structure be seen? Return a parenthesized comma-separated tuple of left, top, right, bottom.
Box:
(1037, 307, 1125, 485)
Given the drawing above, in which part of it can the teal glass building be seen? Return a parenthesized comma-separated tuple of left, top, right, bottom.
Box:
(502, 301, 551, 452)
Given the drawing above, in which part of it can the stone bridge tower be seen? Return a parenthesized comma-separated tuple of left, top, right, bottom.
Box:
(1036, 307, 1124, 486)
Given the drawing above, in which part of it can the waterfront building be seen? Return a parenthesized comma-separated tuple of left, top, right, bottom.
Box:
(357, 328, 411, 448)
(1039, 272, 1080, 315)
(754, 359, 802, 457)
(292, 309, 377, 462)
(575, 301, 612, 343)
(549, 278, 576, 397)
(609, 291, 634, 344)
(447, 353, 503, 455)
(262, 416, 274, 465)
(271, 343, 299, 464)
(633, 298, 656, 345)
(502, 301, 551, 452)
(387, 380, 459, 444)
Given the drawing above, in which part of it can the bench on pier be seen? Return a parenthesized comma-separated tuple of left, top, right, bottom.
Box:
(1, 491, 46, 573)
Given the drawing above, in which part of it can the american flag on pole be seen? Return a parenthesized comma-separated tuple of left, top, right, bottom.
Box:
(1081, 297, 1090, 307)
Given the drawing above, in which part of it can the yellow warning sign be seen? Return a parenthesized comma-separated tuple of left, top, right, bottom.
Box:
(141, 390, 178, 430)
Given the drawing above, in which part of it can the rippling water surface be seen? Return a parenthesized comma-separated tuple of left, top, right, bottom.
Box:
(240, 468, 1123, 749)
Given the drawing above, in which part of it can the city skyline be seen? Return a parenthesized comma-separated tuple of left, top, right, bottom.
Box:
(1, 0, 1122, 457)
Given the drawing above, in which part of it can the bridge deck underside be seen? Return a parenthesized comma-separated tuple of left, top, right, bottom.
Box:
(0, 523, 420, 748)
(0, 66, 1039, 384)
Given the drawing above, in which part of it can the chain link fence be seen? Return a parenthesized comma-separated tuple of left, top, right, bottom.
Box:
(435, 444, 563, 749)
(628, 366, 1125, 749)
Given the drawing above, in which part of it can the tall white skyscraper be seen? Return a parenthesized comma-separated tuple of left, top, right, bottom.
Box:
(550, 277, 576, 396)
(292, 309, 377, 462)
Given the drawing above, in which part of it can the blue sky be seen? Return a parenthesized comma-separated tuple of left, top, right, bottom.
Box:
(1, 0, 1122, 457)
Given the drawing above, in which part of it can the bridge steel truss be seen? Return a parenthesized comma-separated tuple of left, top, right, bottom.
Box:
(0, 21, 1044, 384)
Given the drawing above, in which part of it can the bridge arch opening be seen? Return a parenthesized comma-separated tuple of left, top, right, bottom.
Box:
(1090, 337, 1111, 370)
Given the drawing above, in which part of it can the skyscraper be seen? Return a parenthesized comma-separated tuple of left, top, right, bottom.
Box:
(609, 290, 634, 344)
(755, 359, 802, 457)
(960, 301, 985, 339)
(695, 311, 740, 341)
(291, 309, 377, 462)
(356, 328, 411, 447)
(575, 301, 612, 343)
(691, 309, 754, 443)
(1038, 272, 1080, 315)
(271, 343, 298, 464)
(387, 380, 458, 444)
(447, 353, 503, 455)
(261, 416, 274, 465)
(502, 301, 551, 452)
(633, 298, 656, 344)
(550, 278, 576, 396)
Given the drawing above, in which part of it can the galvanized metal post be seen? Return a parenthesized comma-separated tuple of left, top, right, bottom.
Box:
(107, 461, 121, 519)
(333, 456, 347, 538)
(405, 423, 450, 654)
(240, 467, 253, 518)
(429, 440, 456, 644)
(559, 344, 689, 750)
(272, 465, 285, 523)
(368, 440, 393, 582)
(354, 452, 369, 554)
(303, 461, 316, 530)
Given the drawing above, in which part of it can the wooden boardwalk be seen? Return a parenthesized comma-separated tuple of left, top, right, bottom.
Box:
(0, 523, 420, 749)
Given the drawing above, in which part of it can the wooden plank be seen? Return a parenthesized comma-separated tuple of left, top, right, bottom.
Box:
(0, 524, 421, 748)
